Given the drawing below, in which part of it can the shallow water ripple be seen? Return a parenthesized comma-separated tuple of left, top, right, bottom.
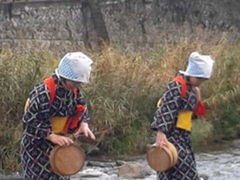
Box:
(72, 148, 240, 180)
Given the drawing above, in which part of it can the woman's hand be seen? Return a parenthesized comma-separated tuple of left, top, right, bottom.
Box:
(74, 122, 96, 140)
(45, 133, 74, 146)
(153, 130, 168, 148)
(193, 86, 202, 101)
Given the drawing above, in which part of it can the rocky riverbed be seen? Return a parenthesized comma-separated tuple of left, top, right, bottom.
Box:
(71, 147, 240, 180)
(1, 146, 240, 180)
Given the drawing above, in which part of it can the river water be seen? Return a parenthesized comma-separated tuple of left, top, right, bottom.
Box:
(71, 147, 240, 180)
(1, 147, 240, 180)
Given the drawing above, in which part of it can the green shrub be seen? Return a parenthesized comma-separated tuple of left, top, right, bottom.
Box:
(191, 118, 214, 150)
(212, 103, 240, 139)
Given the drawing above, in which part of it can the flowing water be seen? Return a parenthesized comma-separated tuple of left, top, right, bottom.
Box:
(71, 147, 240, 180)
(1, 147, 240, 180)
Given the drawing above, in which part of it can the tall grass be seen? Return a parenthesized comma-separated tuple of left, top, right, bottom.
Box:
(85, 47, 162, 155)
(86, 39, 240, 155)
(0, 50, 57, 172)
(1, 31, 240, 171)
(204, 43, 240, 140)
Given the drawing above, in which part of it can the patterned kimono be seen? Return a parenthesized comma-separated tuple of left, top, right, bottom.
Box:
(151, 76, 200, 180)
(20, 74, 90, 180)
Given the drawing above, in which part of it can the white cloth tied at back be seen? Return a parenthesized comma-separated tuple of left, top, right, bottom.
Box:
(179, 52, 214, 79)
(56, 52, 93, 83)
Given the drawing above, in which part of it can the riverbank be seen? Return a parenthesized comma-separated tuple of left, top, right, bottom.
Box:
(75, 147, 240, 180)
(1, 148, 240, 180)
(2, 140, 240, 180)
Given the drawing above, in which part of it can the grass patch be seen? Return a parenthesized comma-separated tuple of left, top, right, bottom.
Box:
(1, 30, 240, 171)
(191, 118, 214, 150)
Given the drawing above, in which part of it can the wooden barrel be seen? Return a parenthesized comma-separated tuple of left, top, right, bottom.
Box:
(146, 146, 172, 171)
(50, 143, 85, 175)
(166, 142, 178, 165)
(146, 142, 178, 171)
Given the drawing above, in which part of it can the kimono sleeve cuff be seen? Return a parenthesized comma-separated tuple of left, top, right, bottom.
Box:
(195, 100, 206, 116)
(150, 123, 168, 134)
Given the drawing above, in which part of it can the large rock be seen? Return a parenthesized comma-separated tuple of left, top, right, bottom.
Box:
(118, 161, 148, 179)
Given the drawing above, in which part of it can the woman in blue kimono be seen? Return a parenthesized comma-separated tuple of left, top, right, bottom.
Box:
(151, 52, 214, 180)
(20, 52, 96, 180)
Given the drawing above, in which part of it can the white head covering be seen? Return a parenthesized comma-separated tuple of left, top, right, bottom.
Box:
(56, 52, 93, 83)
(179, 52, 214, 79)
